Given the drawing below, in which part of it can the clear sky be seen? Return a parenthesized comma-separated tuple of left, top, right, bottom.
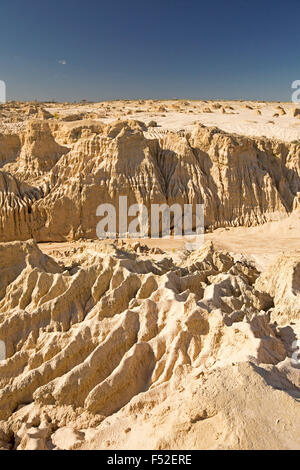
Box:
(1, 0, 300, 101)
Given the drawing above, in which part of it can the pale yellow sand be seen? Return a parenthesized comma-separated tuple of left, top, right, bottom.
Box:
(39, 213, 300, 272)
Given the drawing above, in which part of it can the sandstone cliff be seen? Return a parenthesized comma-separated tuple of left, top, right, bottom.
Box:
(0, 119, 300, 241)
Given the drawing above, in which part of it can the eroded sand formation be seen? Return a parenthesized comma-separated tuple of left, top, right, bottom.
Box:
(1, 114, 300, 242)
(0, 101, 299, 450)
(0, 240, 299, 450)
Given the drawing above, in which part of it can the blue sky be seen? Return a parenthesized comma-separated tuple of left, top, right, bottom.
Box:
(1, 0, 300, 101)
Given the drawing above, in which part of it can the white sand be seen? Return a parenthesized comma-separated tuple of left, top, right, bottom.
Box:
(47, 100, 300, 142)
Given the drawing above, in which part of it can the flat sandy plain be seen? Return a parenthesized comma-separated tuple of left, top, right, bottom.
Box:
(45, 99, 300, 142)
